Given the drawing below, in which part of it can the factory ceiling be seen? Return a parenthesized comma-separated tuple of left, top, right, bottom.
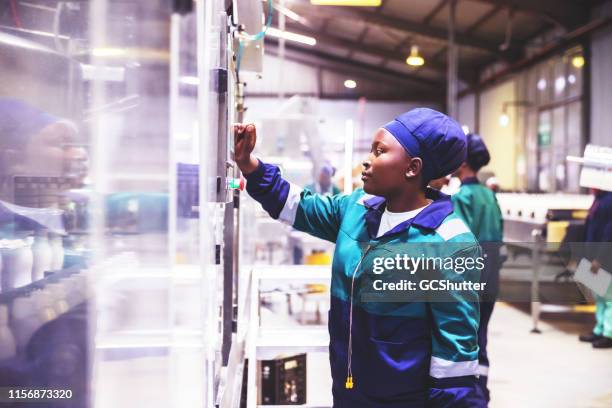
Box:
(0, 0, 606, 103)
(264, 0, 604, 101)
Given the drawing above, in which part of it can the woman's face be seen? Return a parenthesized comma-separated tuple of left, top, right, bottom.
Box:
(22, 121, 88, 181)
(361, 128, 417, 197)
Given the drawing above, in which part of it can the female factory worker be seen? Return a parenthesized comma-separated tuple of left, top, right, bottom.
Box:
(235, 108, 486, 407)
(578, 188, 612, 349)
(451, 134, 503, 402)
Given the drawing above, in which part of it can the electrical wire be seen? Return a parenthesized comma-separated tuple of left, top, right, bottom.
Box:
(346, 244, 373, 390)
(9, 0, 23, 28)
(235, 0, 273, 73)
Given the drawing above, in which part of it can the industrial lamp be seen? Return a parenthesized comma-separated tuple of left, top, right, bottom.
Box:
(571, 54, 585, 68)
(499, 101, 532, 127)
(499, 112, 510, 127)
(406, 45, 425, 67)
(344, 79, 357, 89)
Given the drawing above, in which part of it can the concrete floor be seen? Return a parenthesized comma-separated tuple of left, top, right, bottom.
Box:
(296, 302, 612, 407)
(488, 303, 612, 408)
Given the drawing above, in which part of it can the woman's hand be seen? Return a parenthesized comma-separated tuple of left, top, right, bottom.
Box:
(234, 123, 259, 175)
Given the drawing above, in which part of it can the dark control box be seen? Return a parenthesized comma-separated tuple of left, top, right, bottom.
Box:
(260, 354, 307, 405)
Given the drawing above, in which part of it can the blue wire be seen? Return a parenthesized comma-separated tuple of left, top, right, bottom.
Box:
(236, 0, 273, 73)
(236, 40, 245, 73)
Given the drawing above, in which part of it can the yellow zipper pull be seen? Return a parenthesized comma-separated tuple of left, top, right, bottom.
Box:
(345, 376, 354, 389)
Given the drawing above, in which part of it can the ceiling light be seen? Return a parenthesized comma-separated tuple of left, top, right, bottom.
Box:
(555, 76, 566, 93)
(537, 78, 547, 91)
(406, 45, 425, 67)
(499, 113, 510, 127)
(310, 0, 382, 6)
(571, 55, 585, 68)
(344, 79, 357, 89)
(568, 74, 576, 84)
(266, 27, 316, 46)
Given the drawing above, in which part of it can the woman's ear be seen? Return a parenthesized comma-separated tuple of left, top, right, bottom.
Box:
(405, 157, 423, 181)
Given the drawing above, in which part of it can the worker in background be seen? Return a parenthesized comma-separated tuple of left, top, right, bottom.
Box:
(235, 108, 486, 407)
(428, 175, 452, 194)
(305, 163, 341, 196)
(485, 176, 500, 193)
(451, 133, 503, 403)
(578, 188, 612, 349)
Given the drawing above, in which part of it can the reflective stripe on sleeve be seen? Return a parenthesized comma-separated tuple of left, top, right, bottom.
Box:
(278, 183, 303, 225)
(430, 356, 478, 378)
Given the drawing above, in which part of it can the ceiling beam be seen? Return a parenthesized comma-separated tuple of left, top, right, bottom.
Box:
(381, 33, 411, 66)
(284, 22, 475, 82)
(465, 4, 504, 35)
(264, 40, 446, 100)
(420, 4, 506, 77)
(470, 0, 589, 29)
(383, 3, 507, 71)
(290, 2, 522, 58)
(423, 0, 449, 26)
(346, 26, 370, 59)
(347, 0, 388, 60)
(460, 17, 612, 97)
(381, 0, 444, 67)
(244, 91, 438, 102)
(266, 39, 442, 88)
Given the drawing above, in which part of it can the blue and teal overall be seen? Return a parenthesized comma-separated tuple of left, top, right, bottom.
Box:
(451, 177, 503, 402)
(585, 191, 612, 341)
(246, 160, 486, 407)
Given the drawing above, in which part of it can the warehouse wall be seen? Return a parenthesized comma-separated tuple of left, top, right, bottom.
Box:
(590, 0, 612, 147)
(478, 80, 518, 190)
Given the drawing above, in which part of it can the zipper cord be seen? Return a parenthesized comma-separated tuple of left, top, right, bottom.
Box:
(346, 244, 372, 390)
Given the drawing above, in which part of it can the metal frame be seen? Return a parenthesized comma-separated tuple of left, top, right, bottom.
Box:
(264, 41, 446, 100)
(258, 0, 603, 100)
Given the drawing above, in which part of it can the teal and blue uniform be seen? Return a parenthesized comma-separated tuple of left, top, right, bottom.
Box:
(451, 133, 503, 403)
(305, 164, 342, 196)
(452, 177, 503, 402)
(451, 179, 503, 243)
(305, 182, 342, 196)
(452, 177, 503, 299)
(245, 160, 486, 407)
(585, 190, 612, 340)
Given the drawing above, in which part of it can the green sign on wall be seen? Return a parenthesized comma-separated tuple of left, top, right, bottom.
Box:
(538, 122, 551, 146)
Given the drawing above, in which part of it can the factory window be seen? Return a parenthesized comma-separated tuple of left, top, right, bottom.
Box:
(527, 48, 584, 193)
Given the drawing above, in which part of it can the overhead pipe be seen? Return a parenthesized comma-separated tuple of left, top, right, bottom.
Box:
(499, 7, 514, 52)
(459, 17, 612, 98)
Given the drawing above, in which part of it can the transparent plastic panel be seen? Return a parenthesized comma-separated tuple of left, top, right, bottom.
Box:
(0, 0, 224, 407)
(1, 1, 91, 406)
(86, 1, 180, 407)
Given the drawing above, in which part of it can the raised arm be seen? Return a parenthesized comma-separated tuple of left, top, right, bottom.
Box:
(235, 124, 347, 242)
